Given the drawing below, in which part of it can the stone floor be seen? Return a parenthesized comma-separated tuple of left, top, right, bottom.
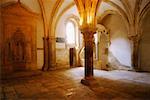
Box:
(1, 67, 150, 100)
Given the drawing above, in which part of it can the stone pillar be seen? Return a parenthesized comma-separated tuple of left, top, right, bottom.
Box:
(129, 35, 140, 70)
(42, 37, 49, 71)
(133, 40, 140, 70)
(47, 37, 56, 70)
(69, 48, 74, 67)
(81, 30, 96, 85)
(84, 33, 94, 78)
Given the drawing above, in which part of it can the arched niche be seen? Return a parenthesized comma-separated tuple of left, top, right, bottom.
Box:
(99, 13, 132, 69)
(96, 24, 109, 70)
(139, 8, 150, 72)
(0, 2, 38, 76)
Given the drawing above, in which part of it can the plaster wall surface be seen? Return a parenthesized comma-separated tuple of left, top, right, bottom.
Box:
(140, 10, 150, 71)
(55, 5, 79, 68)
(102, 14, 132, 67)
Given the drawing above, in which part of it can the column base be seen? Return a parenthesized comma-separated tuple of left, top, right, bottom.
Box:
(48, 67, 56, 71)
(81, 76, 97, 86)
(42, 64, 49, 71)
(47, 63, 56, 71)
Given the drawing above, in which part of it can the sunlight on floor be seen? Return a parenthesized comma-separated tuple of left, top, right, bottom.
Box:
(1, 67, 150, 99)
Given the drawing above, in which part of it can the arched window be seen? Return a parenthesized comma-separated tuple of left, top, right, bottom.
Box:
(66, 21, 75, 47)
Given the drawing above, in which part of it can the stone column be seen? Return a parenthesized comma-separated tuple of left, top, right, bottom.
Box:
(129, 35, 140, 70)
(69, 48, 74, 67)
(81, 29, 96, 85)
(133, 39, 140, 70)
(47, 37, 56, 70)
(42, 37, 49, 71)
(84, 33, 94, 78)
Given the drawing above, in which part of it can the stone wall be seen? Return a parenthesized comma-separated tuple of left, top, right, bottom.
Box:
(1, 2, 38, 75)
(140, 10, 150, 71)
(101, 14, 132, 68)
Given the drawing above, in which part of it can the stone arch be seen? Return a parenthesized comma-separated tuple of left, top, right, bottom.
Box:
(64, 14, 80, 47)
(130, 3, 150, 70)
(98, 12, 132, 70)
(138, 2, 150, 37)
(55, 14, 80, 68)
(98, 10, 129, 35)
(65, 14, 80, 26)
(96, 24, 110, 70)
(138, 7, 150, 72)
(64, 15, 82, 67)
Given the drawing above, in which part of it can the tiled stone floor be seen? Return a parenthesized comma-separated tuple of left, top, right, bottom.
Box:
(1, 67, 150, 100)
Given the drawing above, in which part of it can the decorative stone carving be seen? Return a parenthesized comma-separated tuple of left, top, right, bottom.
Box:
(1, 2, 38, 75)
(8, 28, 32, 62)
(96, 24, 110, 70)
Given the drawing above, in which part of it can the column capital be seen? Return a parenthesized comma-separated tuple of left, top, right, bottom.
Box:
(128, 34, 141, 43)
(80, 25, 97, 34)
(82, 33, 94, 44)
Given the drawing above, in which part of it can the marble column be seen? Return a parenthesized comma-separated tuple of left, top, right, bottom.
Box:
(42, 37, 49, 71)
(81, 29, 96, 85)
(69, 48, 74, 67)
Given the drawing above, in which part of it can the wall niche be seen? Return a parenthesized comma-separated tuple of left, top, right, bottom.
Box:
(0, 2, 38, 76)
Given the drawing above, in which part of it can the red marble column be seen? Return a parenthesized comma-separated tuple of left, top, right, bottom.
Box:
(69, 48, 74, 67)
(42, 37, 49, 71)
(81, 30, 96, 85)
(83, 33, 94, 78)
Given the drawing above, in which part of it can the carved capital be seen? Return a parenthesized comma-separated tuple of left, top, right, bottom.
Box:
(80, 25, 97, 34)
(82, 33, 94, 43)
(128, 35, 140, 44)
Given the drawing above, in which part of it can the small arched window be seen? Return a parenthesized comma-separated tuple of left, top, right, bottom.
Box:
(66, 21, 75, 47)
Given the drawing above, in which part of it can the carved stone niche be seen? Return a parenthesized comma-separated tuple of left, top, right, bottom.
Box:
(96, 24, 109, 70)
(0, 2, 38, 76)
